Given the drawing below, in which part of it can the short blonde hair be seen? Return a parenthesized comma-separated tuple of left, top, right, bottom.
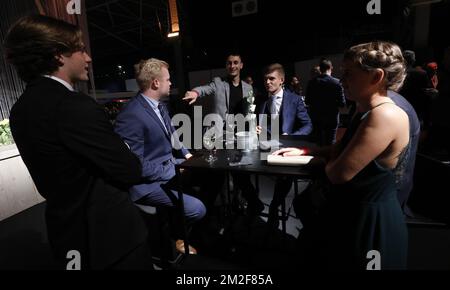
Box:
(344, 41, 406, 92)
(135, 58, 169, 91)
(264, 63, 285, 79)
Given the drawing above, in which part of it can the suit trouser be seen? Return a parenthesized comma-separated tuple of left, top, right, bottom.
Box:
(135, 172, 207, 222)
(269, 177, 294, 215)
(311, 121, 338, 146)
(231, 173, 261, 205)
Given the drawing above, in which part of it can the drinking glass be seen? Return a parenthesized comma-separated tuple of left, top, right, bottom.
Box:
(203, 127, 218, 163)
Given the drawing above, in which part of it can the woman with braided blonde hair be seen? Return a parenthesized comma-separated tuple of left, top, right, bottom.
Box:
(273, 41, 409, 269)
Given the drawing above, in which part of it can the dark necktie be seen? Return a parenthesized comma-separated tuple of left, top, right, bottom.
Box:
(159, 102, 184, 151)
(158, 103, 172, 135)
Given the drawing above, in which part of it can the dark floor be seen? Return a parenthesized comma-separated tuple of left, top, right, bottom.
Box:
(1, 176, 450, 270)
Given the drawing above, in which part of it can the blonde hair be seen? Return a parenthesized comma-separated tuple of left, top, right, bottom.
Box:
(264, 63, 285, 79)
(344, 41, 406, 92)
(135, 58, 169, 91)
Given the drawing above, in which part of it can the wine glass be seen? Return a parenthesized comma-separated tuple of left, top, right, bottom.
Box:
(224, 116, 235, 147)
(203, 127, 218, 163)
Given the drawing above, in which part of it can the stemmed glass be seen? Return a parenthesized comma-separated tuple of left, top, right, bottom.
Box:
(203, 126, 218, 163)
(224, 115, 235, 147)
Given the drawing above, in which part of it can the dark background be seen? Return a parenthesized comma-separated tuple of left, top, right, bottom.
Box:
(86, 0, 449, 91)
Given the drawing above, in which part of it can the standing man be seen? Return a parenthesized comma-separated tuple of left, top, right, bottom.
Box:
(257, 63, 312, 226)
(114, 58, 206, 254)
(305, 58, 346, 146)
(399, 50, 431, 131)
(184, 53, 254, 118)
(184, 54, 264, 215)
(5, 15, 152, 269)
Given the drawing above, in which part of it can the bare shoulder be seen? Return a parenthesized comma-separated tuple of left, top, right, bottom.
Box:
(365, 103, 409, 129)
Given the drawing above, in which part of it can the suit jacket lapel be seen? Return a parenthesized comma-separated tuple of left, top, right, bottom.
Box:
(137, 94, 171, 140)
(280, 91, 290, 132)
(242, 82, 250, 99)
(224, 80, 230, 112)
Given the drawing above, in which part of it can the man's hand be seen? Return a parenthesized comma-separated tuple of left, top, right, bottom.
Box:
(183, 91, 199, 105)
(185, 153, 193, 159)
(271, 147, 306, 157)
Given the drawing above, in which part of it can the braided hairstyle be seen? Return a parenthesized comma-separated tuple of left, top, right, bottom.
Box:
(344, 41, 406, 92)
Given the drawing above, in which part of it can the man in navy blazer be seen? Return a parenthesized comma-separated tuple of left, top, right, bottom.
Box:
(114, 59, 206, 253)
(258, 66, 312, 136)
(257, 64, 312, 226)
(305, 58, 346, 146)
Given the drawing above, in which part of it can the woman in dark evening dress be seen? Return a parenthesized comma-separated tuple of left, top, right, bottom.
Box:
(273, 41, 410, 270)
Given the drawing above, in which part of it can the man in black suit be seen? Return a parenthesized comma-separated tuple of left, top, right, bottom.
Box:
(5, 15, 152, 270)
(305, 58, 346, 146)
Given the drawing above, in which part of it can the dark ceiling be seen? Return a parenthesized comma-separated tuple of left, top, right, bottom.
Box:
(85, 0, 449, 88)
(86, 0, 171, 58)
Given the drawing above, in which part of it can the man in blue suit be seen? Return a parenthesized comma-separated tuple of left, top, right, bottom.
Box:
(114, 58, 206, 254)
(257, 63, 312, 226)
(258, 64, 312, 136)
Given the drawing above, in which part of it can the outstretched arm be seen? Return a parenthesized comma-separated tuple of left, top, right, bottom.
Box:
(183, 80, 218, 105)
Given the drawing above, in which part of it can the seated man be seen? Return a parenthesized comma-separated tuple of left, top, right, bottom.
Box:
(115, 58, 206, 253)
(257, 63, 312, 226)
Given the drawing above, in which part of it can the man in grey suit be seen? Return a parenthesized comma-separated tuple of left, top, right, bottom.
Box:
(184, 54, 264, 215)
(184, 54, 254, 119)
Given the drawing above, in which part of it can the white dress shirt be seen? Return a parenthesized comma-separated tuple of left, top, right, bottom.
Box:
(43, 75, 74, 91)
(270, 88, 284, 115)
(142, 94, 169, 134)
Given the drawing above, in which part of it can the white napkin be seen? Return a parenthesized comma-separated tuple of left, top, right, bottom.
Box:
(267, 155, 314, 166)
